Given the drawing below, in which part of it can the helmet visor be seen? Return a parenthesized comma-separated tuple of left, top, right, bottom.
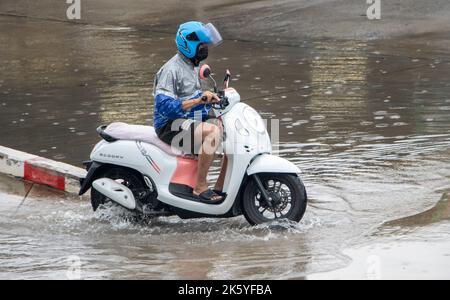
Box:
(204, 23, 223, 47)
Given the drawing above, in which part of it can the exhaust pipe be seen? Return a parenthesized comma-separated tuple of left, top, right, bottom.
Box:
(92, 178, 136, 210)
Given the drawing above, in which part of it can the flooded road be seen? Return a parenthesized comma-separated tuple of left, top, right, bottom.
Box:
(1, 1, 450, 279)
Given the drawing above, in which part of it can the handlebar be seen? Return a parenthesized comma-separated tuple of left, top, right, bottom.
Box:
(201, 90, 229, 110)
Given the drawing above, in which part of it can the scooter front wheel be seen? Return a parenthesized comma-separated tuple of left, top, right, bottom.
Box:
(242, 173, 307, 225)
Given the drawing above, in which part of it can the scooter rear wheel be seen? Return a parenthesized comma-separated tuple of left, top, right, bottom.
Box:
(242, 173, 307, 225)
(91, 167, 146, 211)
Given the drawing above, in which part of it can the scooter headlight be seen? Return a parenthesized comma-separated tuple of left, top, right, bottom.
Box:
(243, 107, 266, 133)
(235, 118, 249, 136)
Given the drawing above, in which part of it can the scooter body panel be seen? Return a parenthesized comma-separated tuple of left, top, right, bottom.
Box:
(89, 138, 245, 215)
(90, 139, 178, 186)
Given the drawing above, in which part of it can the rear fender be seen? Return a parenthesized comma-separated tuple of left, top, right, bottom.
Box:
(78, 162, 105, 196)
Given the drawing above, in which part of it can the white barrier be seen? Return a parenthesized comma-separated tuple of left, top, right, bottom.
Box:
(0, 146, 86, 195)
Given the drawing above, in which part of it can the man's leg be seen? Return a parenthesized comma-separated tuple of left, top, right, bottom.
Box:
(193, 122, 222, 199)
(212, 118, 227, 193)
(214, 155, 228, 192)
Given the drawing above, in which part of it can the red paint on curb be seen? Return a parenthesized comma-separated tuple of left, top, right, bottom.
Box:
(24, 161, 65, 191)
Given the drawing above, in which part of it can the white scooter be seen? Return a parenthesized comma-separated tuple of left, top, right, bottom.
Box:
(79, 66, 307, 225)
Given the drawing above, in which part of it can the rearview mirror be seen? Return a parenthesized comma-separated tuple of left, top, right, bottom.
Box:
(199, 64, 211, 80)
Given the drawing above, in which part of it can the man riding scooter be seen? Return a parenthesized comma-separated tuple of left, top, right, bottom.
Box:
(153, 21, 227, 203)
(80, 21, 307, 224)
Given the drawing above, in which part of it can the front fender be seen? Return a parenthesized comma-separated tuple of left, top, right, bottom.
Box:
(247, 154, 300, 175)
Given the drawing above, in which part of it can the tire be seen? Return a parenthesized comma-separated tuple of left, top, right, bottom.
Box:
(242, 173, 307, 225)
(91, 167, 146, 212)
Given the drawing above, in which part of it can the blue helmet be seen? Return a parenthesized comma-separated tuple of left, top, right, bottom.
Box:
(176, 21, 223, 61)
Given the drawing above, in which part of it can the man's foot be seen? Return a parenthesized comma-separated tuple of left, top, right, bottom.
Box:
(194, 188, 224, 204)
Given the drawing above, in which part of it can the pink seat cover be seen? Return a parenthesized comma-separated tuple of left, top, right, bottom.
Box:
(104, 122, 183, 156)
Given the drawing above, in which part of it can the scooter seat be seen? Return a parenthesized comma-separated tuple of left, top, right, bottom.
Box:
(101, 122, 183, 156)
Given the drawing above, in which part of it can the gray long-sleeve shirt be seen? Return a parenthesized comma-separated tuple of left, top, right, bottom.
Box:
(153, 54, 211, 129)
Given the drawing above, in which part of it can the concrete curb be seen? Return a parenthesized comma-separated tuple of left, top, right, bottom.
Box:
(0, 146, 86, 195)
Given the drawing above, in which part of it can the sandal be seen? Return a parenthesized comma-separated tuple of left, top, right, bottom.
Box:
(213, 189, 226, 197)
(195, 189, 224, 204)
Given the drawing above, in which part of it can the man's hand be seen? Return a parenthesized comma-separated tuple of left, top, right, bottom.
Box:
(182, 91, 220, 111)
(201, 91, 220, 104)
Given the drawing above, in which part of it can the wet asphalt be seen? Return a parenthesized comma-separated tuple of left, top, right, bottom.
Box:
(1, 0, 450, 279)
